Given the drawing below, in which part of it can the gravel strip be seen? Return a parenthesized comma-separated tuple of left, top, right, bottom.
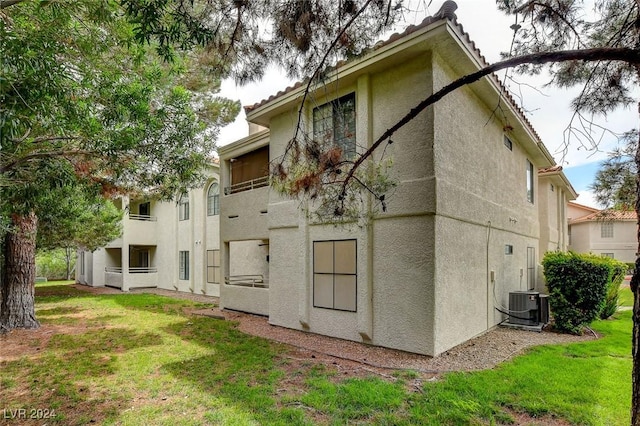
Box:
(90, 286, 596, 373)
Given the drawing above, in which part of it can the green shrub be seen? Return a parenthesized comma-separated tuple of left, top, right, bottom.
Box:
(600, 257, 627, 319)
(542, 252, 609, 334)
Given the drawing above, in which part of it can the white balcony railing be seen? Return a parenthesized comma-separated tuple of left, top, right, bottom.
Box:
(129, 214, 157, 221)
(225, 275, 268, 288)
(224, 176, 269, 195)
(105, 266, 157, 274)
(129, 267, 158, 274)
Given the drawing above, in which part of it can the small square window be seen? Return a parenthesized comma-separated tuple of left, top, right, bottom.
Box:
(505, 245, 514, 255)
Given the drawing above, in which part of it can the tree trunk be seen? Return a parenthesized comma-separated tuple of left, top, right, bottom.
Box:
(65, 247, 72, 280)
(0, 212, 40, 332)
(631, 96, 640, 425)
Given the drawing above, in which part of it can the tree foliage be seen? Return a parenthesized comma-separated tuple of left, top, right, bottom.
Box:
(498, 0, 638, 151)
(591, 131, 637, 210)
(1, 1, 239, 203)
(120, 0, 401, 81)
(0, 0, 239, 330)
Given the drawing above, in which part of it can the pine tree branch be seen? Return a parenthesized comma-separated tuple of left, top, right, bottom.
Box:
(0, 0, 25, 9)
(339, 46, 640, 200)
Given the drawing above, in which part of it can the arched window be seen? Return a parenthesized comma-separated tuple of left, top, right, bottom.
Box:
(178, 192, 189, 221)
(207, 182, 220, 216)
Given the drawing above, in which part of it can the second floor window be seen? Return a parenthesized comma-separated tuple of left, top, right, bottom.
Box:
(601, 221, 614, 238)
(207, 182, 220, 216)
(313, 93, 356, 159)
(179, 193, 189, 221)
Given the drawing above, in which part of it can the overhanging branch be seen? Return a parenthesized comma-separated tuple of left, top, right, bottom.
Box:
(0, 0, 25, 9)
(339, 47, 640, 200)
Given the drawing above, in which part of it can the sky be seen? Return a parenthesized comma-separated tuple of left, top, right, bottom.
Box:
(217, 0, 637, 208)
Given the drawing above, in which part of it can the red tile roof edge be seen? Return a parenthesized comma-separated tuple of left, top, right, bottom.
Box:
(570, 209, 637, 224)
(244, 3, 543, 145)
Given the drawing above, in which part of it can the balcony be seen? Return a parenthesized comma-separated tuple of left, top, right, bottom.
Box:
(104, 266, 158, 290)
(225, 274, 269, 288)
(124, 215, 157, 245)
(129, 214, 157, 222)
(224, 176, 269, 195)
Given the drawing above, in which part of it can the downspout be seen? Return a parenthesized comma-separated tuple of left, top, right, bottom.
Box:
(486, 220, 492, 330)
(358, 73, 374, 342)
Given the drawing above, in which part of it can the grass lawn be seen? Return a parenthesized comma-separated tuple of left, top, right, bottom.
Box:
(0, 281, 632, 425)
(619, 285, 633, 307)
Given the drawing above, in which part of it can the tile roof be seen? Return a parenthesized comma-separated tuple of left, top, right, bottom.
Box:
(243, 1, 543, 144)
(570, 209, 637, 224)
(538, 165, 563, 174)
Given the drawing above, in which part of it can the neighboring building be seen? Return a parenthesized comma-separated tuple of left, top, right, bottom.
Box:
(538, 166, 578, 254)
(568, 201, 637, 262)
(77, 165, 223, 296)
(218, 6, 576, 357)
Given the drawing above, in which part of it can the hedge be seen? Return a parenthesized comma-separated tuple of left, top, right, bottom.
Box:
(542, 252, 624, 334)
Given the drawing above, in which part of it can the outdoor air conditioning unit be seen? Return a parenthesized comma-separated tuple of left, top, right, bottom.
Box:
(508, 291, 550, 326)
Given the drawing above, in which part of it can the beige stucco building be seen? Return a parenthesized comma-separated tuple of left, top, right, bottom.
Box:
(568, 201, 637, 263)
(77, 166, 223, 296)
(78, 6, 578, 357)
(218, 11, 576, 356)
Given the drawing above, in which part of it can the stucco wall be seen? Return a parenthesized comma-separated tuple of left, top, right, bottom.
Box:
(369, 53, 435, 216)
(370, 216, 436, 354)
(222, 285, 269, 315)
(568, 221, 591, 254)
(155, 200, 177, 291)
(429, 51, 542, 354)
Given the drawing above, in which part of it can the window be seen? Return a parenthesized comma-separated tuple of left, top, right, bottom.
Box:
(207, 250, 220, 283)
(601, 221, 614, 238)
(503, 135, 513, 150)
(207, 182, 220, 216)
(313, 93, 356, 159)
(179, 251, 189, 280)
(139, 202, 150, 216)
(526, 160, 534, 203)
(178, 193, 189, 221)
(602, 253, 615, 258)
(313, 240, 357, 312)
(504, 244, 513, 255)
